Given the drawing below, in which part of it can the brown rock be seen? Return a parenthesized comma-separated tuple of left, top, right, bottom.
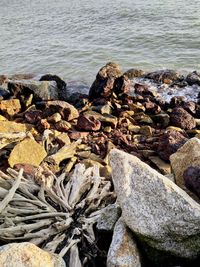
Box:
(182, 101, 196, 115)
(89, 62, 122, 100)
(113, 74, 131, 95)
(8, 138, 47, 167)
(170, 138, 200, 202)
(76, 115, 101, 131)
(134, 83, 156, 96)
(84, 110, 118, 128)
(0, 121, 32, 133)
(149, 156, 171, 175)
(68, 131, 89, 140)
(14, 163, 38, 176)
(170, 107, 196, 130)
(186, 71, 200, 86)
(25, 109, 42, 124)
(47, 112, 62, 123)
(0, 99, 21, 116)
(123, 68, 145, 79)
(55, 120, 71, 132)
(44, 100, 79, 121)
(56, 133, 71, 146)
(139, 125, 153, 136)
(145, 69, 183, 83)
(143, 101, 161, 114)
(37, 119, 51, 133)
(157, 130, 188, 161)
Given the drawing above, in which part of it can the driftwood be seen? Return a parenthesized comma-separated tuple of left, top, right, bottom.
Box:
(0, 164, 115, 266)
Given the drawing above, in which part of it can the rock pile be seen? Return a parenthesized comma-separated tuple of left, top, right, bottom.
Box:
(1, 63, 200, 266)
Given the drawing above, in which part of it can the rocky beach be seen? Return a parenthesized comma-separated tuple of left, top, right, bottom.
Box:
(1, 62, 200, 266)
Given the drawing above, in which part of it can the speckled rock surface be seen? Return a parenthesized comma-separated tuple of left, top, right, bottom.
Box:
(110, 148, 200, 259)
(107, 217, 142, 267)
(0, 242, 66, 267)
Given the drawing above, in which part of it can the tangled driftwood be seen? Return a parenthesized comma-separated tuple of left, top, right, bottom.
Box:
(0, 164, 115, 266)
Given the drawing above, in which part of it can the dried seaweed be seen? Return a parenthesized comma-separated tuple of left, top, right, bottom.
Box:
(0, 164, 115, 266)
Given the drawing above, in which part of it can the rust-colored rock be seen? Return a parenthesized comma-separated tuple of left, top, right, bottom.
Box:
(8, 138, 47, 168)
(157, 130, 188, 161)
(69, 131, 89, 140)
(170, 107, 196, 130)
(76, 115, 101, 131)
(37, 119, 51, 133)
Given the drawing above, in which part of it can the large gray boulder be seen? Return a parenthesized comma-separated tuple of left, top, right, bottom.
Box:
(8, 80, 59, 100)
(109, 149, 200, 260)
(0, 242, 66, 267)
(107, 217, 142, 267)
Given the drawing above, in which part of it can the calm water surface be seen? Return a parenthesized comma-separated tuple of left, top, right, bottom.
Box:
(0, 0, 200, 84)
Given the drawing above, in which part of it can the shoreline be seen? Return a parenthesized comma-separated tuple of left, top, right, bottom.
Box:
(0, 62, 200, 266)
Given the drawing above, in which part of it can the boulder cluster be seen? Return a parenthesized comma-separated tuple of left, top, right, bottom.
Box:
(1, 63, 200, 266)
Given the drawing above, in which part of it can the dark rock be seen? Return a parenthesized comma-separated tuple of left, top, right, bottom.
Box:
(0, 88, 10, 99)
(113, 75, 131, 95)
(182, 101, 196, 115)
(0, 75, 8, 85)
(170, 107, 196, 130)
(123, 68, 145, 79)
(66, 92, 88, 108)
(145, 69, 183, 83)
(183, 166, 200, 199)
(186, 71, 200, 86)
(134, 83, 155, 96)
(152, 113, 170, 127)
(143, 101, 161, 115)
(24, 109, 43, 124)
(157, 130, 188, 161)
(39, 74, 67, 100)
(76, 115, 101, 131)
(170, 96, 185, 108)
(89, 62, 122, 101)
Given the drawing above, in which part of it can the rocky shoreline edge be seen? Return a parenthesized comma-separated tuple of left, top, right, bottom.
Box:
(1, 62, 200, 266)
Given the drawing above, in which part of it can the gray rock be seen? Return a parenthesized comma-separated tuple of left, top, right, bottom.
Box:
(186, 71, 200, 86)
(8, 80, 59, 100)
(145, 69, 183, 83)
(97, 203, 121, 231)
(109, 148, 200, 259)
(0, 242, 66, 267)
(107, 217, 142, 267)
